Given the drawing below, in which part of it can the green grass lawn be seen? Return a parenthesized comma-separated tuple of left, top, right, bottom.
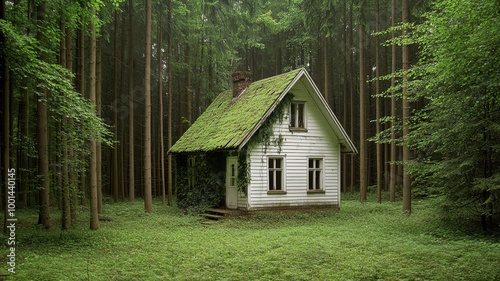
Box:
(2, 197, 500, 281)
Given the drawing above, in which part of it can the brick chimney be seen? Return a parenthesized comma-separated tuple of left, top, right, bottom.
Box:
(232, 71, 253, 98)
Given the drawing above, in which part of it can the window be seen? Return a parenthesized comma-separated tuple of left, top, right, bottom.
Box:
(268, 157, 284, 191)
(230, 163, 236, 187)
(289, 102, 306, 129)
(308, 158, 323, 191)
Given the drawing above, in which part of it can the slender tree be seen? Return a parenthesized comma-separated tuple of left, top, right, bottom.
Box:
(60, 20, 71, 230)
(113, 7, 120, 202)
(128, 0, 135, 203)
(389, 0, 397, 202)
(359, 22, 367, 202)
(36, 1, 51, 230)
(402, 0, 411, 213)
(89, 6, 100, 230)
(144, 0, 153, 213)
(375, 0, 382, 203)
(96, 38, 103, 214)
(167, 0, 173, 206)
(158, 1, 166, 206)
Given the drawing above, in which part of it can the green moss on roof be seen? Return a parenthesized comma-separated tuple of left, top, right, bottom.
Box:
(169, 68, 302, 153)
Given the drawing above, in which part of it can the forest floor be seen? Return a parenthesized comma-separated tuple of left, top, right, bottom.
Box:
(2, 194, 500, 281)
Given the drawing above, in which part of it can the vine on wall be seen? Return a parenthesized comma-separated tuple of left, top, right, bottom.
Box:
(237, 93, 294, 193)
(175, 153, 226, 213)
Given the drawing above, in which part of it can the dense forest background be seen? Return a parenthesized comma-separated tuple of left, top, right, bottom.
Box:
(1, 0, 498, 231)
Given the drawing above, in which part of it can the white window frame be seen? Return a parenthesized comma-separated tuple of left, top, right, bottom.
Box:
(268, 157, 285, 193)
(289, 101, 307, 130)
(307, 158, 324, 192)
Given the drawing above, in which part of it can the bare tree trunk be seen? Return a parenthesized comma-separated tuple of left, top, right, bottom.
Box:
(78, 22, 86, 207)
(359, 23, 367, 203)
(128, 0, 135, 203)
(158, 2, 166, 206)
(144, 0, 153, 213)
(96, 38, 103, 214)
(113, 8, 120, 202)
(375, 0, 382, 203)
(60, 20, 71, 230)
(36, 2, 51, 230)
(323, 36, 328, 102)
(402, 0, 411, 213)
(89, 6, 99, 230)
(389, 0, 397, 202)
(349, 1, 355, 194)
(167, 0, 173, 206)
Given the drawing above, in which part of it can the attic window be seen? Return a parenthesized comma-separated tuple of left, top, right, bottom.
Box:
(289, 102, 306, 130)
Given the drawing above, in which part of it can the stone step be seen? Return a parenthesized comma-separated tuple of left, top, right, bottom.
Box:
(205, 208, 232, 216)
(200, 213, 224, 220)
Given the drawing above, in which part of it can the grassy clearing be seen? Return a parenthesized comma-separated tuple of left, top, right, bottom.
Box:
(2, 197, 499, 281)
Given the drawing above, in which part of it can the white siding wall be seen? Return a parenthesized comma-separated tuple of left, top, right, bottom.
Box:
(246, 82, 341, 210)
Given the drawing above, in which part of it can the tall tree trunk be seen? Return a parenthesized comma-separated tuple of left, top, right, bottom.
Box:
(167, 0, 173, 206)
(96, 38, 103, 214)
(342, 0, 348, 193)
(36, 1, 51, 230)
(359, 23, 367, 202)
(89, 6, 99, 230)
(389, 0, 397, 202)
(375, 0, 382, 203)
(158, 2, 166, 206)
(77, 22, 86, 207)
(402, 0, 411, 213)
(349, 1, 355, 194)
(323, 36, 328, 103)
(113, 8, 120, 202)
(128, 0, 135, 203)
(144, 0, 153, 213)
(60, 20, 71, 230)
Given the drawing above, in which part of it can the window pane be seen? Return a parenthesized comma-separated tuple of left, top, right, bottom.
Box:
(290, 103, 297, 127)
(276, 171, 282, 190)
(269, 171, 274, 190)
(275, 158, 281, 168)
(298, 103, 304, 127)
(308, 171, 313, 189)
(315, 171, 321, 189)
(308, 159, 313, 168)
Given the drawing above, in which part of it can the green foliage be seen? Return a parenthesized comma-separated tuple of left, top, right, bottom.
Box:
(237, 149, 250, 195)
(408, 0, 500, 223)
(175, 153, 226, 213)
(1, 19, 112, 150)
(7, 198, 500, 280)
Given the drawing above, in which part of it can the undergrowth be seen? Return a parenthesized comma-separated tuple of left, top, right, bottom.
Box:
(1, 196, 499, 280)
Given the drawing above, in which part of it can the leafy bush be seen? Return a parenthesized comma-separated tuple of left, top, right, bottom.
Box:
(175, 153, 226, 213)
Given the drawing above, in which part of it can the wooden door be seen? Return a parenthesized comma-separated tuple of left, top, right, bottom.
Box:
(226, 156, 238, 209)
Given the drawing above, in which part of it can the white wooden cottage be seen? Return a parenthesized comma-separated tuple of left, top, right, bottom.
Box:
(170, 68, 356, 210)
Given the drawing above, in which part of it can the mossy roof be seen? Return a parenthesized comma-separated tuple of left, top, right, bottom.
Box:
(169, 69, 303, 153)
